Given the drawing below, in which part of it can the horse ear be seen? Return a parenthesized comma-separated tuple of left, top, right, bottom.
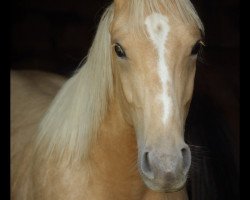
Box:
(114, 0, 125, 9)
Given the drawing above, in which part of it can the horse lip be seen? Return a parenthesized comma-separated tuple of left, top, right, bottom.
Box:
(141, 173, 187, 193)
(152, 183, 186, 193)
(164, 183, 186, 193)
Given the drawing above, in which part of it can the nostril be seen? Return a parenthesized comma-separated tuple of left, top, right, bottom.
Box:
(181, 147, 191, 174)
(142, 152, 151, 173)
(141, 152, 154, 179)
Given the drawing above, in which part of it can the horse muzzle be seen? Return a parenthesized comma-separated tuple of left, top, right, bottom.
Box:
(139, 144, 191, 192)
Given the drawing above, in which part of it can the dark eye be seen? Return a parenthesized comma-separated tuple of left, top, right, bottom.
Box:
(191, 40, 204, 55)
(114, 43, 127, 58)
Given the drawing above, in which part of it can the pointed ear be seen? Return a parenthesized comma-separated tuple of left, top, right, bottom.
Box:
(114, 0, 126, 10)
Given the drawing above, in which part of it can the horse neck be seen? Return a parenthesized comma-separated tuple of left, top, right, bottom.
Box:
(88, 97, 140, 181)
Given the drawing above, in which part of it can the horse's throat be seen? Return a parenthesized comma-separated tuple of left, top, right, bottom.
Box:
(88, 101, 145, 194)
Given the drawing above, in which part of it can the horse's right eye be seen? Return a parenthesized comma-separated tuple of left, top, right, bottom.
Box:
(191, 40, 205, 56)
(114, 43, 127, 58)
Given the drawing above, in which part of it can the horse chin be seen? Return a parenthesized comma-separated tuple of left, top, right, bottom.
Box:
(142, 176, 187, 193)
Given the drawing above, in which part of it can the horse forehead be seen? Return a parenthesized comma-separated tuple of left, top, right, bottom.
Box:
(142, 13, 172, 67)
(145, 13, 170, 46)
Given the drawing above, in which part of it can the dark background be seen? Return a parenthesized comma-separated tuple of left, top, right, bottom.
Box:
(10, 0, 239, 74)
(10, 0, 239, 199)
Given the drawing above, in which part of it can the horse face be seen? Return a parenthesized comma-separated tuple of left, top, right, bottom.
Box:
(111, 1, 203, 192)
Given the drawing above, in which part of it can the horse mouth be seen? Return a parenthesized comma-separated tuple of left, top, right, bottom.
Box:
(141, 174, 187, 193)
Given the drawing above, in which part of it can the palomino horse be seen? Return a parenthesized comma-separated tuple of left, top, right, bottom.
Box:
(11, 0, 204, 199)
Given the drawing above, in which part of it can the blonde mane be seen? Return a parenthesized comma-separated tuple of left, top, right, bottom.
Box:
(35, 6, 115, 163)
(35, 0, 203, 163)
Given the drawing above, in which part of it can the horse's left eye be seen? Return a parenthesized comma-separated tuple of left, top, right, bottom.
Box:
(114, 43, 127, 58)
(191, 40, 204, 55)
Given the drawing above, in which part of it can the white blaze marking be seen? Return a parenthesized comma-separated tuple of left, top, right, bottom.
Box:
(145, 13, 171, 124)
